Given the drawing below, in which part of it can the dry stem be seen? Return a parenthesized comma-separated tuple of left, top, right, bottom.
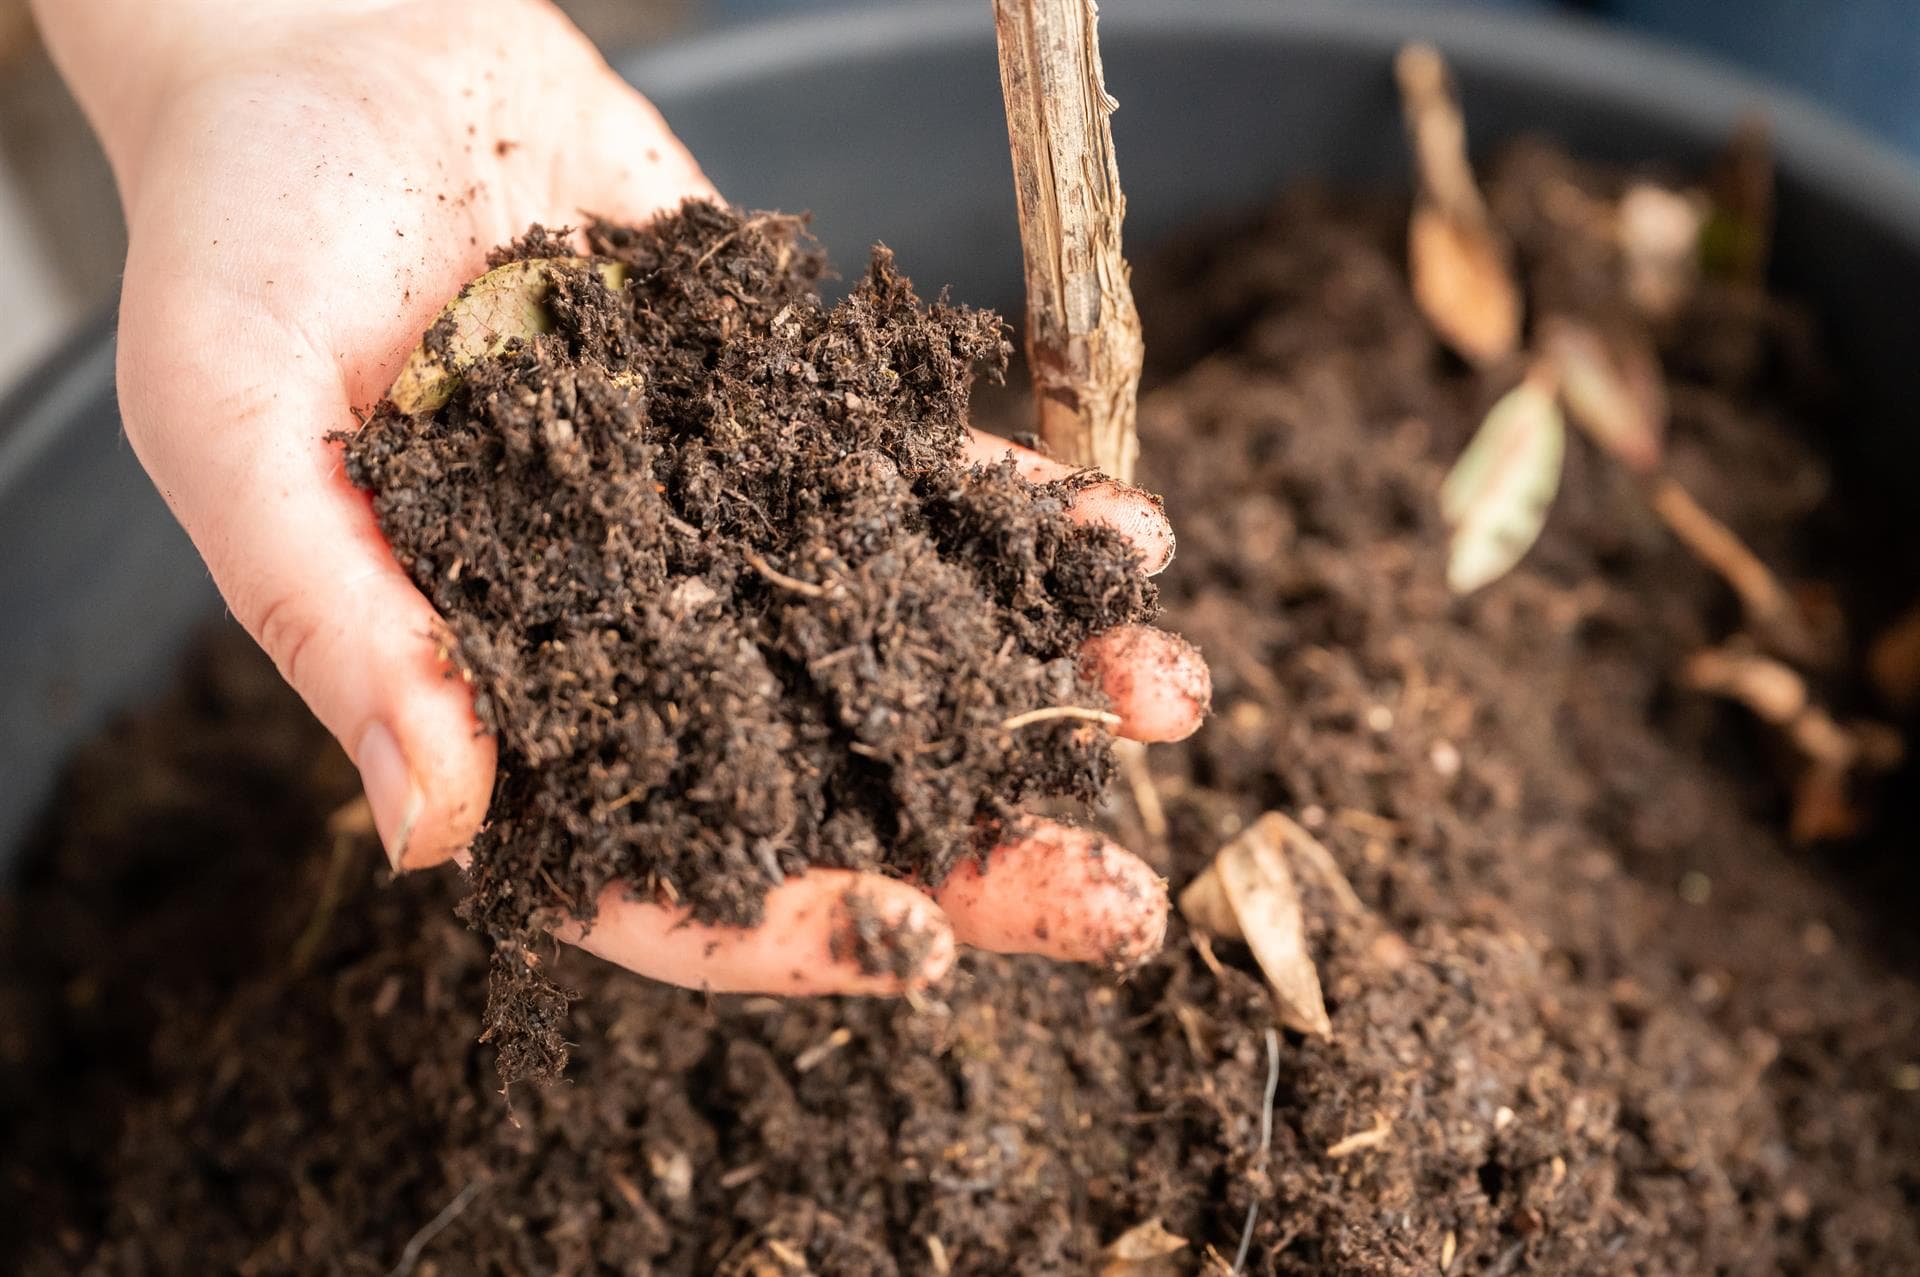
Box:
(992, 0, 1145, 481)
(1649, 477, 1816, 661)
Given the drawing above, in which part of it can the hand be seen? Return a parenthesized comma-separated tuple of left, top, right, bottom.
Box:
(39, 0, 1209, 994)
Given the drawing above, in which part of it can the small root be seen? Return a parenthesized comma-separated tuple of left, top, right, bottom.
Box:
(1000, 705, 1122, 731)
(1650, 477, 1817, 661)
(1231, 1027, 1282, 1274)
(387, 1179, 486, 1277)
(742, 549, 829, 598)
(1326, 1112, 1395, 1159)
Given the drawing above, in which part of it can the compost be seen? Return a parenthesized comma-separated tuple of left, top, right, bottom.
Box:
(342, 202, 1157, 1078)
(4, 147, 1920, 1275)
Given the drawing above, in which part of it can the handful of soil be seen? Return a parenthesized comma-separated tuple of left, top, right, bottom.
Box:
(343, 203, 1157, 1081)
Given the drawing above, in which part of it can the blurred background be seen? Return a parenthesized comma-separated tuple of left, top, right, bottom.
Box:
(1, 0, 1914, 396)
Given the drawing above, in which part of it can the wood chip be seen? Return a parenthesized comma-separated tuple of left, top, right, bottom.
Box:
(388, 257, 628, 414)
(1179, 812, 1331, 1036)
(1440, 365, 1566, 594)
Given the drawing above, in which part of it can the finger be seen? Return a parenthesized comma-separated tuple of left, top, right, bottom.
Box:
(117, 293, 495, 874)
(1081, 624, 1212, 743)
(929, 822, 1169, 967)
(964, 428, 1175, 574)
(561, 870, 956, 995)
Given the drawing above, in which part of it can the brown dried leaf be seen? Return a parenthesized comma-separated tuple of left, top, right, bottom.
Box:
(1178, 812, 1331, 1037)
(1410, 207, 1524, 367)
(389, 257, 628, 414)
(1440, 366, 1567, 594)
(1100, 1218, 1188, 1276)
(1396, 44, 1522, 366)
(1542, 316, 1666, 473)
(1869, 604, 1920, 708)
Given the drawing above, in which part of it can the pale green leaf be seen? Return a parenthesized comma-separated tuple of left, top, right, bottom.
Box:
(1442, 371, 1566, 594)
(389, 257, 627, 415)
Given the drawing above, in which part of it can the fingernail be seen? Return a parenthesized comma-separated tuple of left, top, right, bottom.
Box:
(354, 721, 421, 871)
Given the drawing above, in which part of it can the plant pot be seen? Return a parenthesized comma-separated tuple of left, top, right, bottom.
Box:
(2, 15, 1915, 866)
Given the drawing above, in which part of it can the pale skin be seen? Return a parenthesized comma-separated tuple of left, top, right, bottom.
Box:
(33, 0, 1210, 994)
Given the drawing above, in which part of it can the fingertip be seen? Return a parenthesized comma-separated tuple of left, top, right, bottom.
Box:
(1068, 480, 1176, 575)
(960, 430, 1174, 572)
(1080, 625, 1213, 743)
(932, 824, 1170, 968)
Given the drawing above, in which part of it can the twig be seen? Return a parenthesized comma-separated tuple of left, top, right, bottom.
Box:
(1648, 477, 1814, 661)
(387, 1179, 487, 1277)
(999, 704, 1122, 731)
(742, 549, 829, 598)
(1232, 1027, 1282, 1274)
(992, 0, 1144, 480)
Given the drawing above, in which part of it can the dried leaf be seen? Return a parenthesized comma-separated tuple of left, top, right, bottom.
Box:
(1179, 812, 1331, 1037)
(1440, 367, 1566, 594)
(1410, 207, 1524, 367)
(1869, 604, 1920, 708)
(1396, 44, 1522, 366)
(1100, 1219, 1188, 1276)
(1542, 316, 1666, 473)
(389, 257, 627, 414)
(1703, 116, 1775, 284)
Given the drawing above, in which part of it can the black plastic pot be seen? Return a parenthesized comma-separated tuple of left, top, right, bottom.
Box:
(3, 0, 1918, 861)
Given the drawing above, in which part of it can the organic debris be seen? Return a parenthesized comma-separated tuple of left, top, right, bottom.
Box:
(1617, 181, 1707, 320)
(1099, 1219, 1188, 1276)
(1395, 44, 1523, 367)
(1179, 813, 1338, 1036)
(389, 257, 627, 414)
(1438, 363, 1566, 594)
(1682, 642, 1904, 843)
(1868, 604, 1920, 708)
(1541, 315, 1665, 473)
(1702, 116, 1775, 285)
(1396, 46, 1899, 836)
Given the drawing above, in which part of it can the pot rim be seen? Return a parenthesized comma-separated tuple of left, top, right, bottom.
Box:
(622, 0, 1920, 250)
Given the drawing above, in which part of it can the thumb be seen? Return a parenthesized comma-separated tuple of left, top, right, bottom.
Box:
(116, 284, 494, 872)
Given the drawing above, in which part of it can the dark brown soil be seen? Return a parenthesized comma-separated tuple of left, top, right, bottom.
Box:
(5, 149, 1920, 1275)
(342, 203, 1156, 1080)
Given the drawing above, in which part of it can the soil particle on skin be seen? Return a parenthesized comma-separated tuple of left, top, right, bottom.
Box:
(830, 888, 941, 981)
(4, 148, 1920, 1274)
(343, 202, 1157, 1081)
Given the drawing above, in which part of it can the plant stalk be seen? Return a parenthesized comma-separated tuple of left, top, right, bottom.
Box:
(991, 0, 1145, 482)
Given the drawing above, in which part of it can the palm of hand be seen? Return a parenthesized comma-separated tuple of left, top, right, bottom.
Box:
(115, 0, 1203, 994)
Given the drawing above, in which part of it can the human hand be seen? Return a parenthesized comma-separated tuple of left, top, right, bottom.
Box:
(38, 0, 1209, 994)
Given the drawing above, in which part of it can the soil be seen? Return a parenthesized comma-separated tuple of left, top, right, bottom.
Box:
(342, 203, 1157, 1080)
(5, 145, 1920, 1275)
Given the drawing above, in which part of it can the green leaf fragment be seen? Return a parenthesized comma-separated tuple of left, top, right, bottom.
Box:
(1441, 369, 1566, 595)
(388, 257, 628, 415)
